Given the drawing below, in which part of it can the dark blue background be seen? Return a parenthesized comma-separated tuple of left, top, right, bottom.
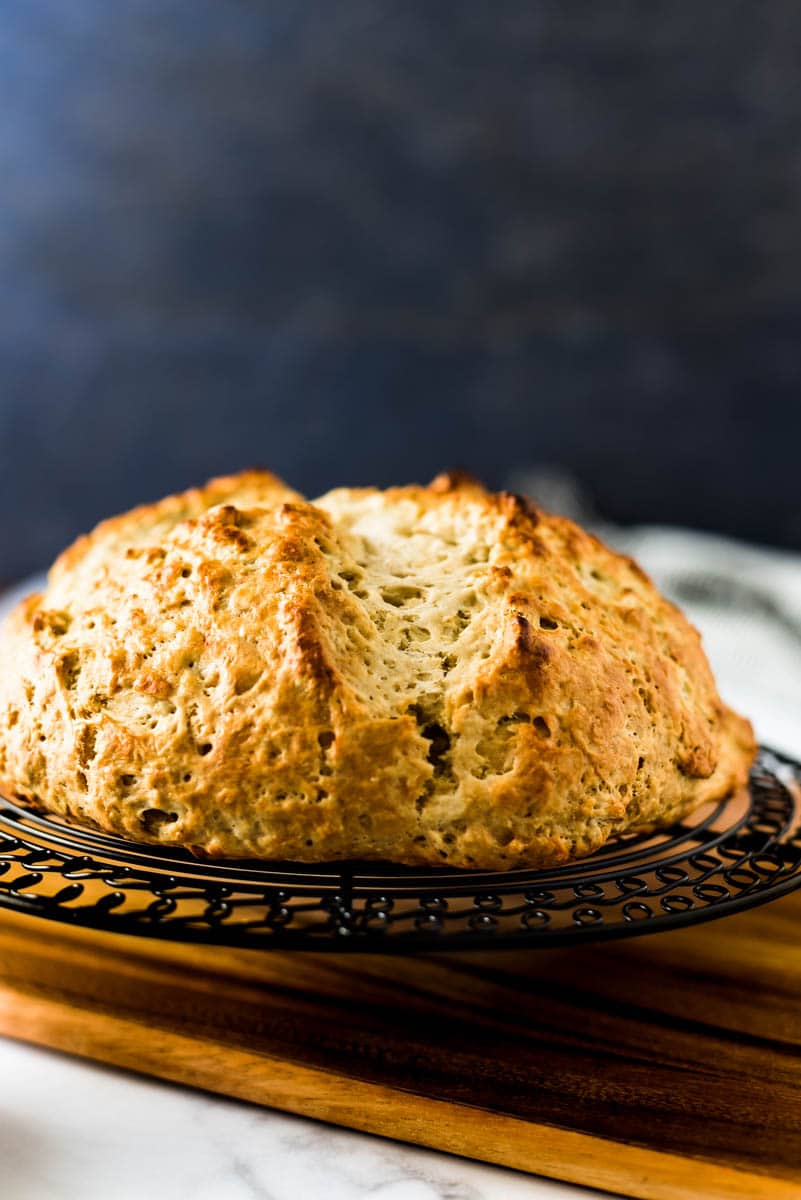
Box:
(3, 2, 801, 580)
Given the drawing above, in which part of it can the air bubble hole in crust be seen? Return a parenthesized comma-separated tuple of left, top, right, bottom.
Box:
(380, 584, 423, 607)
(140, 809, 178, 834)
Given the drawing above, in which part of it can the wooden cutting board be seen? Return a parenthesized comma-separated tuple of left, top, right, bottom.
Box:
(1, 892, 800, 1200)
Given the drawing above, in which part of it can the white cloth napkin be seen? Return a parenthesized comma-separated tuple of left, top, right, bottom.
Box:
(3, 525, 799, 757)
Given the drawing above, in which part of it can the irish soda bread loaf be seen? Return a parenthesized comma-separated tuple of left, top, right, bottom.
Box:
(0, 470, 755, 869)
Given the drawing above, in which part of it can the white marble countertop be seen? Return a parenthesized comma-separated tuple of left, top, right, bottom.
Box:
(3, 526, 801, 1200)
(0, 1039, 599, 1200)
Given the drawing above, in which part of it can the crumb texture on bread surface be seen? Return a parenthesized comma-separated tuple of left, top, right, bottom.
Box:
(0, 469, 755, 868)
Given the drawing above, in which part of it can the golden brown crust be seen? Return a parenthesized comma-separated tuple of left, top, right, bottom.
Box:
(0, 470, 756, 868)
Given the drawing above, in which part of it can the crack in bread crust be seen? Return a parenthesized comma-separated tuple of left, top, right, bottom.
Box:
(0, 470, 756, 868)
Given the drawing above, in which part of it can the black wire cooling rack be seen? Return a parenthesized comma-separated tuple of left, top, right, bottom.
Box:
(1, 746, 800, 952)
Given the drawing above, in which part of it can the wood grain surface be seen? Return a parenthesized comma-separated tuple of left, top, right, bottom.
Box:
(1, 893, 800, 1200)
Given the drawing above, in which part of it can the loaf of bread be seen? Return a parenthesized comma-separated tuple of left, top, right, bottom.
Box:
(0, 470, 755, 868)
